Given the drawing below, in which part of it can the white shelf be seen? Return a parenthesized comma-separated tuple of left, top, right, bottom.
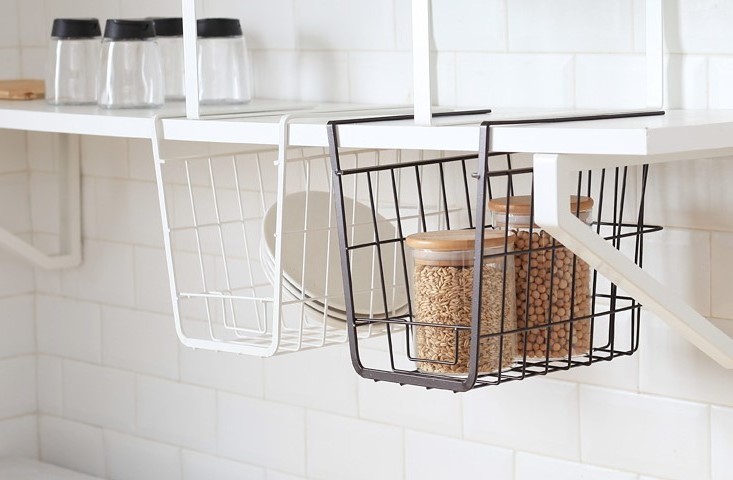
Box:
(4, 101, 733, 158)
(0, 99, 172, 138)
(291, 109, 733, 156)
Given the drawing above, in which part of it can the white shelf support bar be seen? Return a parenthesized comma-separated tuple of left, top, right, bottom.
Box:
(412, 0, 433, 126)
(182, 0, 200, 119)
(532, 153, 733, 369)
(0, 133, 81, 270)
(646, 0, 664, 108)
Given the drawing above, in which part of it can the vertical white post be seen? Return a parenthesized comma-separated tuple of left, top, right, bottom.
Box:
(412, 0, 433, 126)
(57, 134, 82, 266)
(182, 0, 200, 119)
(646, 0, 664, 108)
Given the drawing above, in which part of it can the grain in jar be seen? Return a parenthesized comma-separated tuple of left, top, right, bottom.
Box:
(489, 196, 593, 360)
(405, 230, 517, 375)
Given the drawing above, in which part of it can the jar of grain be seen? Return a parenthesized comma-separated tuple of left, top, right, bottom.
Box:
(405, 230, 517, 375)
(489, 196, 593, 361)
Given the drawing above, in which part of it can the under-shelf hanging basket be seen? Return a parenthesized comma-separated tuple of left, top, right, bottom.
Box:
(328, 111, 665, 392)
(151, 135, 394, 356)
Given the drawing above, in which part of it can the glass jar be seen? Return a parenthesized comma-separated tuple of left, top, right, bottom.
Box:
(45, 18, 101, 105)
(151, 17, 184, 101)
(98, 19, 164, 109)
(405, 230, 517, 375)
(197, 18, 252, 105)
(489, 195, 594, 360)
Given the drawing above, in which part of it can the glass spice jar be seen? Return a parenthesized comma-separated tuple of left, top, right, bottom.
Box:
(197, 18, 252, 105)
(489, 195, 594, 360)
(405, 229, 517, 375)
(45, 18, 101, 105)
(97, 19, 164, 109)
(150, 17, 184, 101)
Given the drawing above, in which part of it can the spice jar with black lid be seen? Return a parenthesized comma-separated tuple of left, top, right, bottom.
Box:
(46, 18, 101, 105)
(97, 19, 164, 109)
(150, 17, 184, 101)
(197, 18, 251, 105)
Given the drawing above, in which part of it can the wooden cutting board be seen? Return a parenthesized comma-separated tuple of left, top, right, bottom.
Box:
(0, 79, 45, 100)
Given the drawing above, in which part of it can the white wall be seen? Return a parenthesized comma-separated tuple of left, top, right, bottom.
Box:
(0, 0, 40, 458)
(1, 0, 733, 479)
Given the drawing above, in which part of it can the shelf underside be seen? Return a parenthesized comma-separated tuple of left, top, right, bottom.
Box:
(2, 100, 733, 156)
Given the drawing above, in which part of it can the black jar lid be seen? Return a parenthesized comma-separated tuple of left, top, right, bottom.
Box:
(51, 18, 101, 39)
(104, 19, 156, 40)
(197, 18, 242, 38)
(150, 17, 183, 37)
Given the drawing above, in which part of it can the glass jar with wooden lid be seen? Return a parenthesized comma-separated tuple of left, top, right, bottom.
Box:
(405, 229, 517, 375)
(488, 195, 593, 361)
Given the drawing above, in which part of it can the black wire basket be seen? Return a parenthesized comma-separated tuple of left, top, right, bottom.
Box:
(327, 111, 664, 392)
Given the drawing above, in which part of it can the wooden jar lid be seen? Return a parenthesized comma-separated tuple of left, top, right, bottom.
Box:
(406, 229, 513, 251)
(488, 195, 594, 215)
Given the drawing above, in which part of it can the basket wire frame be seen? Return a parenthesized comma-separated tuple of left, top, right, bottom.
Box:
(152, 143, 386, 356)
(328, 111, 664, 392)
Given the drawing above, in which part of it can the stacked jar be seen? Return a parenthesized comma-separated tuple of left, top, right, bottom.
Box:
(405, 230, 517, 375)
(489, 196, 593, 360)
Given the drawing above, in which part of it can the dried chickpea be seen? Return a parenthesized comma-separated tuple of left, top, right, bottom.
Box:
(489, 196, 593, 360)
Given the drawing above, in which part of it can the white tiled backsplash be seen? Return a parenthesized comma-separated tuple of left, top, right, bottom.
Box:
(1, 1, 733, 479)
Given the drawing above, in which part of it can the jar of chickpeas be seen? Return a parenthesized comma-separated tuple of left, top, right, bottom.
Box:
(405, 229, 517, 375)
(488, 196, 593, 360)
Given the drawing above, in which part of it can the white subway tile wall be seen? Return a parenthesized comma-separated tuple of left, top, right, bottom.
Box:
(711, 406, 733, 480)
(507, 0, 634, 53)
(36, 296, 102, 363)
(405, 431, 514, 480)
(306, 411, 403, 480)
(103, 430, 182, 480)
(514, 453, 638, 480)
(217, 392, 306, 474)
(639, 315, 733, 408)
(39, 416, 106, 478)
(36, 356, 63, 416)
(580, 386, 710, 480)
(0, 296, 34, 359)
(463, 378, 581, 461)
(136, 376, 217, 453)
(357, 374, 463, 438)
(0, 1, 731, 479)
(101, 306, 179, 380)
(0, 415, 38, 459)
(181, 450, 266, 480)
(62, 361, 136, 433)
(0, 356, 37, 419)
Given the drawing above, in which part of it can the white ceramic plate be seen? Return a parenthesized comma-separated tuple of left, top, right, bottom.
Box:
(259, 241, 348, 321)
(261, 191, 408, 317)
(260, 241, 350, 325)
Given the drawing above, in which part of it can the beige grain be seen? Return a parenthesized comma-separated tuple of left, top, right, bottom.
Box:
(414, 262, 516, 374)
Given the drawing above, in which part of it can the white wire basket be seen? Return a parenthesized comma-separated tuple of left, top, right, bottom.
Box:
(150, 118, 413, 356)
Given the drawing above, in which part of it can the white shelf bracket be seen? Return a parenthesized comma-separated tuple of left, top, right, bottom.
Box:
(182, 0, 200, 119)
(412, 0, 434, 126)
(532, 153, 733, 369)
(646, 0, 664, 108)
(0, 133, 81, 270)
